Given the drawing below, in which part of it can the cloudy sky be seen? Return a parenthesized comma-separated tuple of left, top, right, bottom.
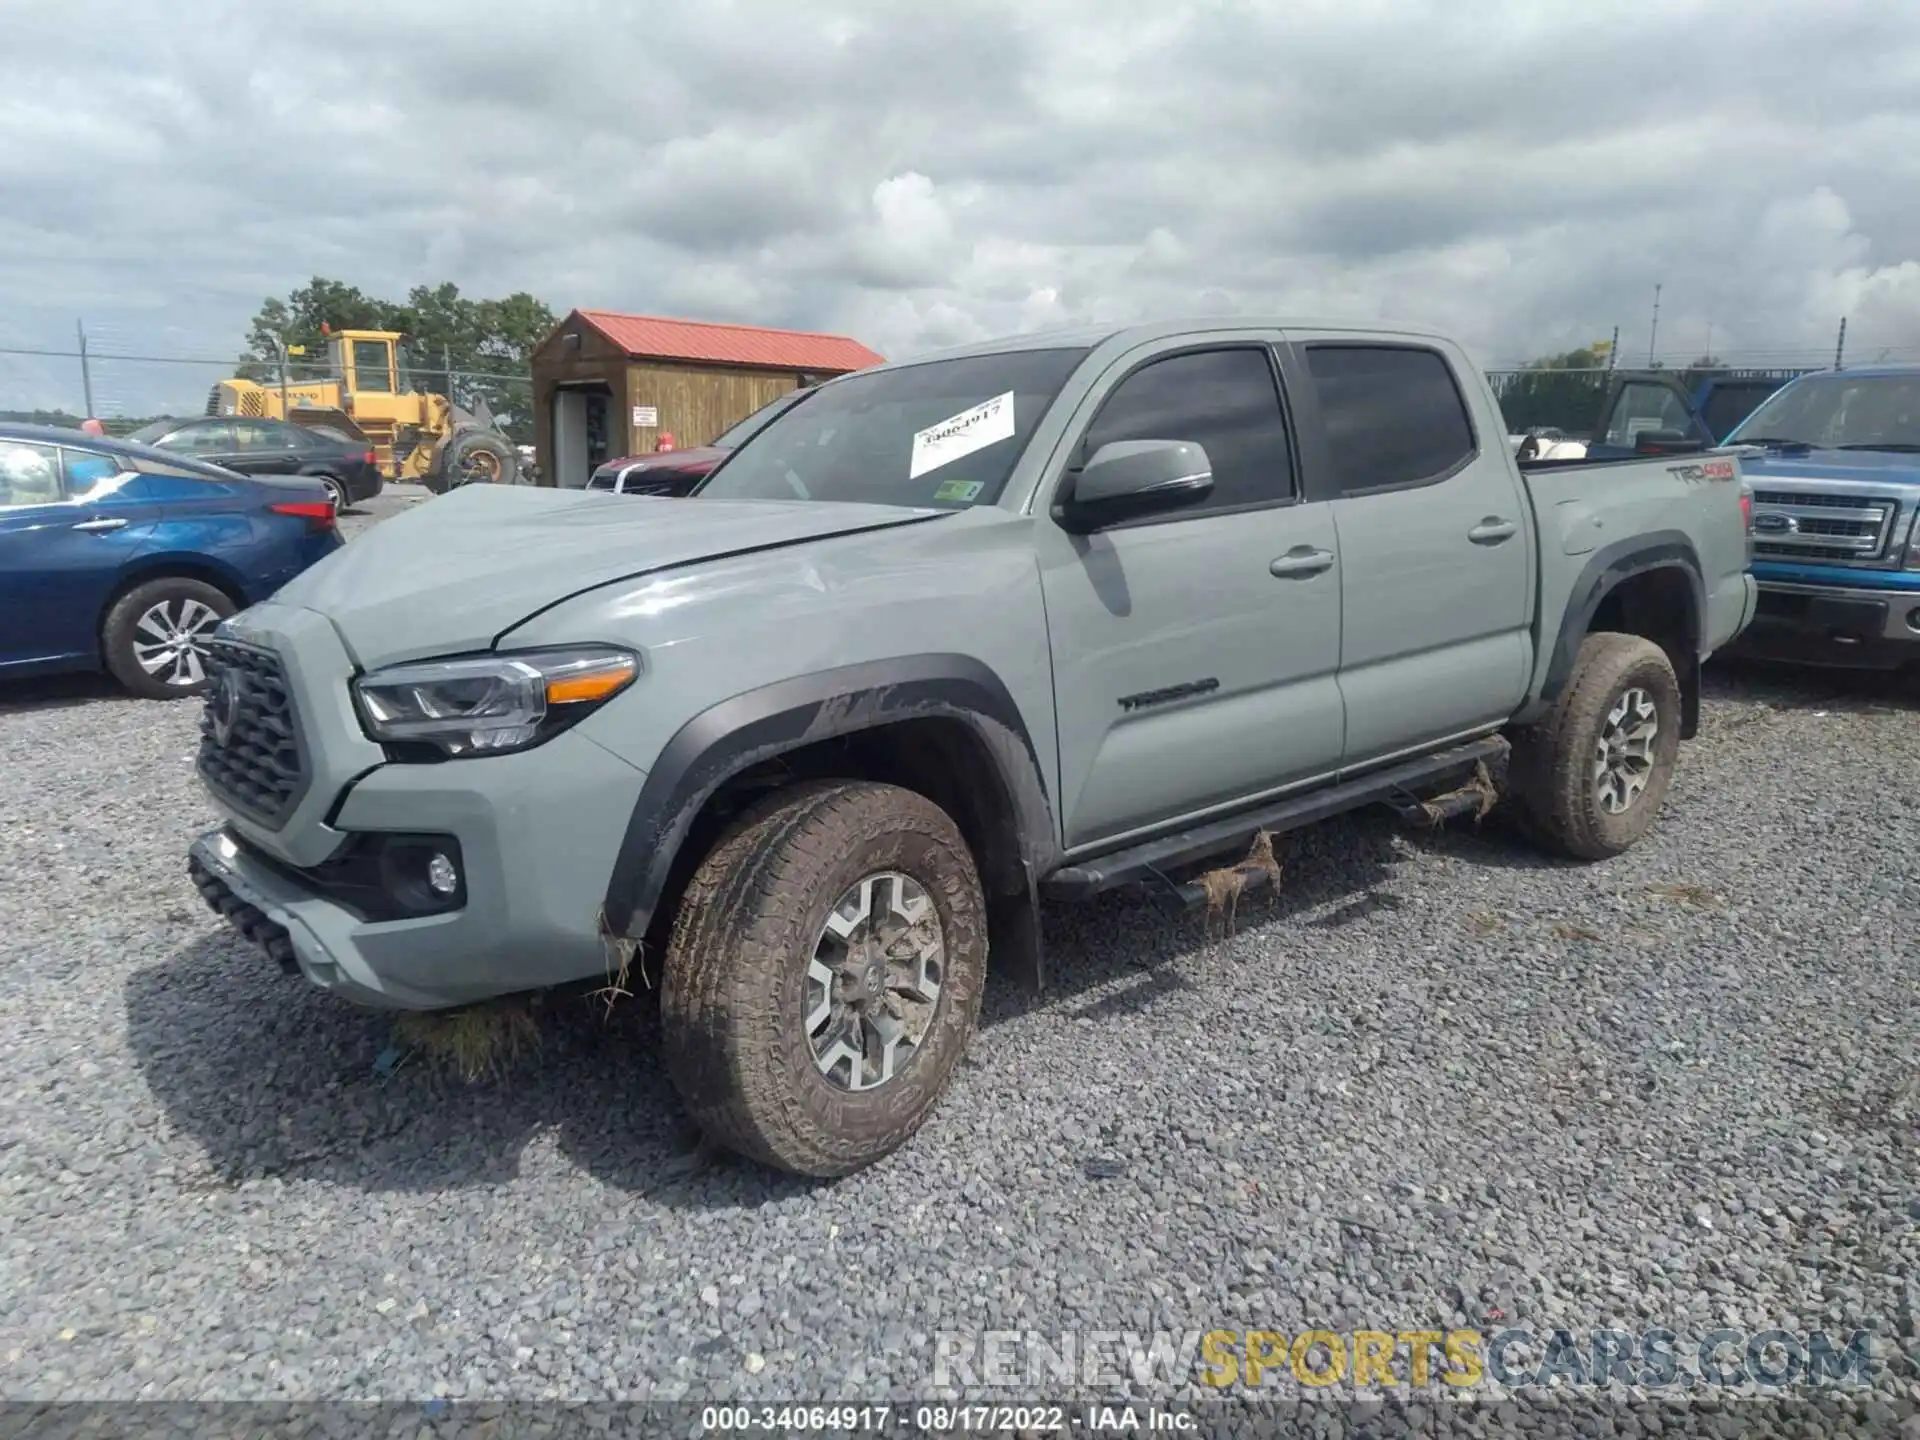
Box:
(5, 0, 1920, 415)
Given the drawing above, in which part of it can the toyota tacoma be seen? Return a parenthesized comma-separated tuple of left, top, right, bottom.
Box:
(186, 319, 1757, 1177)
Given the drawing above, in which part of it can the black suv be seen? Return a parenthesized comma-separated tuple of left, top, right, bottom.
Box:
(126, 416, 384, 511)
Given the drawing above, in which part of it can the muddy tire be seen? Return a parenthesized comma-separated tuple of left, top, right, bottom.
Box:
(101, 576, 235, 700)
(659, 779, 987, 1178)
(427, 430, 517, 493)
(1505, 632, 1682, 860)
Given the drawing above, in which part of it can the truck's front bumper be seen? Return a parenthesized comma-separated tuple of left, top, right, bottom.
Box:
(188, 729, 648, 1012)
(1722, 580, 1920, 670)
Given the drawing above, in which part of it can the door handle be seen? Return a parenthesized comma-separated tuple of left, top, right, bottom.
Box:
(1269, 546, 1335, 578)
(1468, 517, 1517, 544)
(72, 516, 127, 533)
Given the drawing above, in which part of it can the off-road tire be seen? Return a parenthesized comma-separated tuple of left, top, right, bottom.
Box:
(1505, 631, 1682, 860)
(101, 576, 236, 700)
(659, 779, 988, 1178)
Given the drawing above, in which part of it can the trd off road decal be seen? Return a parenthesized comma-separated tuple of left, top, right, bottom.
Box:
(1666, 458, 1737, 484)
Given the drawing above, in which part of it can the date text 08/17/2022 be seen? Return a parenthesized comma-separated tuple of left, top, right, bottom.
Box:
(698, 1403, 1195, 1433)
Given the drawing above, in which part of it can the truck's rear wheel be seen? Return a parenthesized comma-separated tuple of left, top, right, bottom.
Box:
(659, 780, 987, 1178)
(1506, 632, 1682, 860)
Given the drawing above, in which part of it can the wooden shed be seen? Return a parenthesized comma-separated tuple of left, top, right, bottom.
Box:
(531, 308, 886, 488)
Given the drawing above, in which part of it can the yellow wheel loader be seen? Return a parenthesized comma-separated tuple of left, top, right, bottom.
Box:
(206, 329, 520, 493)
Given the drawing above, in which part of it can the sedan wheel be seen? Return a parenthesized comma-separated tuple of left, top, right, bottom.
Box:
(102, 577, 236, 700)
(132, 597, 223, 688)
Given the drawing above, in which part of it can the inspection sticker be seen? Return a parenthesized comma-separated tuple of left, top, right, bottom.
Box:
(909, 392, 1015, 480)
(931, 478, 984, 503)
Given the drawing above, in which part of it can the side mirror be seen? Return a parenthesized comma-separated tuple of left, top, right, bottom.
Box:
(1635, 429, 1706, 456)
(1054, 439, 1213, 533)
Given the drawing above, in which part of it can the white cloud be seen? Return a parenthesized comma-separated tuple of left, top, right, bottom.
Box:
(3, 0, 1920, 412)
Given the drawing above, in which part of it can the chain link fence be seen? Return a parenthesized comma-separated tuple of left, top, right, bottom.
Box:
(1484, 364, 1819, 438)
(0, 347, 535, 446)
(5, 343, 1828, 453)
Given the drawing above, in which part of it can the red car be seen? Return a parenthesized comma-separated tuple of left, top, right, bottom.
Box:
(586, 386, 814, 497)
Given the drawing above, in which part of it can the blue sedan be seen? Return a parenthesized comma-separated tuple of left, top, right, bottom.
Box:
(0, 422, 344, 699)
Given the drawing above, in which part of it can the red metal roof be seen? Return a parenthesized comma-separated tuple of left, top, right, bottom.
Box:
(574, 309, 885, 373)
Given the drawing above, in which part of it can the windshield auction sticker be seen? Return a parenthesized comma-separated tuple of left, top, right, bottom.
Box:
(910, 392, 1016, 479)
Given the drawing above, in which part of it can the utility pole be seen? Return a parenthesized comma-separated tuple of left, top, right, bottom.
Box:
(1835, 317, 1847, 371)
(1606, 325, 1619, 377)
(276, 336, 291, 421)
(1647, 285, 1662, 367)
(76, 320, 95, 419)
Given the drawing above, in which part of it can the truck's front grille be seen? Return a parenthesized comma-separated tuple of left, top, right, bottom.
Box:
(196, 639, 310, 828)
(1749, 488, 1900, 565)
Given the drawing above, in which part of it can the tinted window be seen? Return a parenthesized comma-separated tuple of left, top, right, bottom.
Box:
(0, 441, 64, 506)
(1306, 345, 1477, 493)
(1601, 382, 1694, 449)
(161, 421, 234, 456)
(125, 419, 174, 445)
(696, 347, 1088, 509)
(1080, 347, 1295, 514)
(61, 448, 123, 496)
(233, 420, 302, 450)
(586, 471, 615, 491)
(1700, 380, 1785, 442)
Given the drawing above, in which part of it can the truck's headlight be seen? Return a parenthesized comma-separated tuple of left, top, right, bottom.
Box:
(353, 646, 639, 757)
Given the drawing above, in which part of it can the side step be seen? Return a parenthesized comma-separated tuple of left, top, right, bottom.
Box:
(1042, 735, 1510, 903)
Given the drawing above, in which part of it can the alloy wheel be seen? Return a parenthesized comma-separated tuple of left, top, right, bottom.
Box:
(1593, 685, 1659, 814)
(131, 598, 222, 688)
(805, 871, 945, 1092)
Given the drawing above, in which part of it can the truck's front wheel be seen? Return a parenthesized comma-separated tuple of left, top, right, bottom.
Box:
(1506, 632, 1682, 860)
(659, 780, 987, 1178)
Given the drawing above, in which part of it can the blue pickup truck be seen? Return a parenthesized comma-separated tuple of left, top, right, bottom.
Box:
(1525, 367, 1918, 673)
(1577, 372, 1791, 460)
(1713, 367, 1920, 672)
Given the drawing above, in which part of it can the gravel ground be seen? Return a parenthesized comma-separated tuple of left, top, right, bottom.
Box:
(0, 489, 1916, 1424)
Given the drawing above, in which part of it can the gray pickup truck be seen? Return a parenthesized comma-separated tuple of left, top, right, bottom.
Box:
(186, 319, 1756, 1177)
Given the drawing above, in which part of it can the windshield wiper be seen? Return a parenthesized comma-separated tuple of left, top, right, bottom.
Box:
(1836, 442, 1920, 453)
(1732, 436, 1811, 449)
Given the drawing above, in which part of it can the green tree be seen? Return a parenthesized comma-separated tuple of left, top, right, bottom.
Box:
(1488, 346, 1613, 434)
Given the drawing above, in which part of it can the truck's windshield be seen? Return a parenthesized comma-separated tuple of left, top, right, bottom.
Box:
(1729, 373, 1920, 452)
(695, 347, 1089, 509)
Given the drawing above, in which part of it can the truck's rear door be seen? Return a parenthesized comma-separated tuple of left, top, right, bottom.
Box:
(1286, 333, 1535, 770)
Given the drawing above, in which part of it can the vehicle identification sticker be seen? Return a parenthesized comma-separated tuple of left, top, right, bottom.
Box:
(909, 392, 1015, 480)
(931, 478, 984, 503)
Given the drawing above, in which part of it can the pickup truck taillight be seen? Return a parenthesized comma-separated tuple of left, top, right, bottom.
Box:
(272, 499, 338, 534)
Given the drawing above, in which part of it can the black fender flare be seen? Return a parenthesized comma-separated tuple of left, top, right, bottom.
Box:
(1536, 531, 1707, 736)
(600, 654, 1057, 984)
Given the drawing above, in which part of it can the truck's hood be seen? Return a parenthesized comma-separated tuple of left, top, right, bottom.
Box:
(271, 483, 945, 667)
(1736, 447, 1920, 487)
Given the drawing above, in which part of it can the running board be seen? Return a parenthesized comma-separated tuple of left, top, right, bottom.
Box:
(1041, 735, 1510, 902)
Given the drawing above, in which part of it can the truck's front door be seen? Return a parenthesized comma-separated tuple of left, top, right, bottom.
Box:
(1033, 336, 1347, 853)
(1288, 337, 1535, 768)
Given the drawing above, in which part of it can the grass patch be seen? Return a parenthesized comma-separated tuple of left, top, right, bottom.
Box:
(392, 998, 541, 1083)
(1196, 829, 1285, 941)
